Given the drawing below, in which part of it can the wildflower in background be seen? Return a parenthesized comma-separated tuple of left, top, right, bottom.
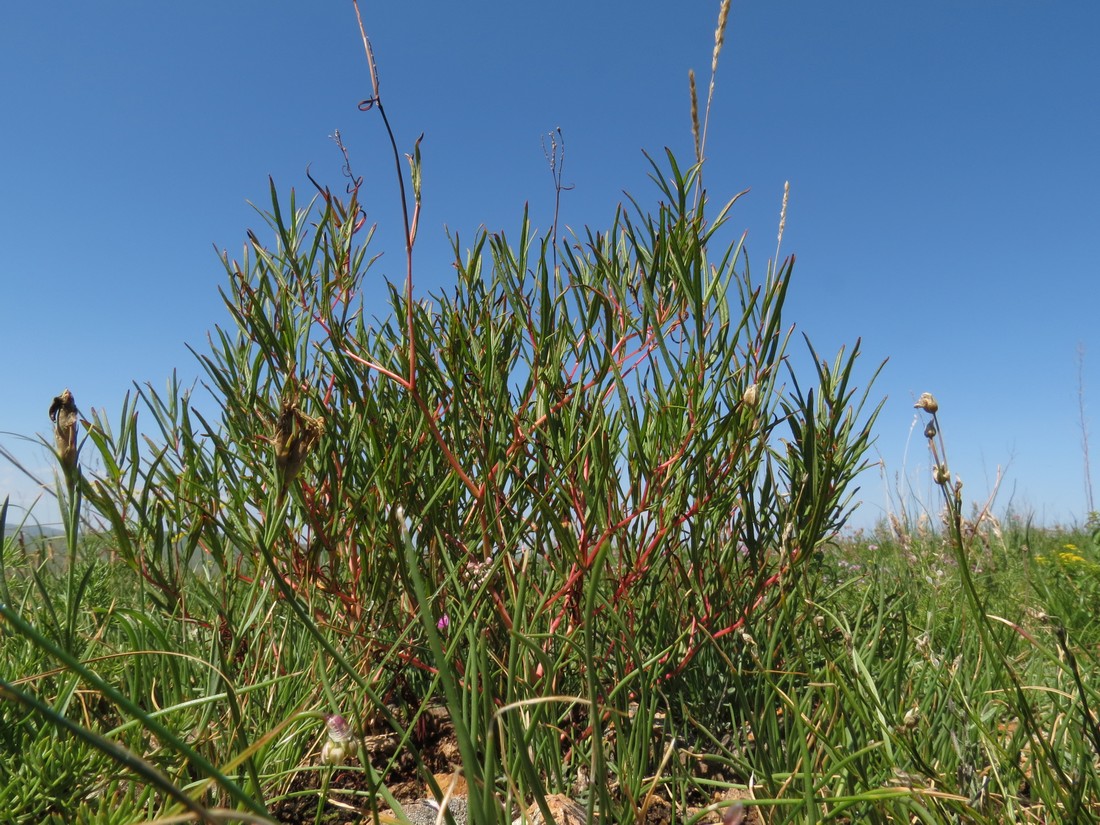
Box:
(437, 613, 450, 631)
(321, 713, 354, 766)
(1059, 551, 1086, 565)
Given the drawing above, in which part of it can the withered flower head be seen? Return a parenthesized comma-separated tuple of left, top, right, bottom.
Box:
(914, 392, 939, 414)
(932, 464, 950, 486)
(48, 389, 80, 480)
(273, 395, 324, 498)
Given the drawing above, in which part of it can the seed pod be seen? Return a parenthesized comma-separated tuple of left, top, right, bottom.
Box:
(924, 422, 937, 439)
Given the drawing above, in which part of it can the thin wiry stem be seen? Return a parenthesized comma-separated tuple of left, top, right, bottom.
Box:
(351, 0, 415, 385)
(542, 127, 572, 275)
(349, 1, 482, 502)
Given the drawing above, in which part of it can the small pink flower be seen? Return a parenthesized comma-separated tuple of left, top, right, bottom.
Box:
(325, 714, 352, 742)
(437, 614, 450, 631)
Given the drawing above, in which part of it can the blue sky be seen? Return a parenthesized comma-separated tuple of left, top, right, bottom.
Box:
(2, 2, 1098, 531)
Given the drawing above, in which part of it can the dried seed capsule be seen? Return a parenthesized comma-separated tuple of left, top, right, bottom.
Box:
(742, 383, 759, 408)
(914, 392, 939, 414)
(48, 389, 80, 483)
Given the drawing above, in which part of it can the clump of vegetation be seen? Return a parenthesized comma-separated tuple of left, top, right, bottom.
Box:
(3, 4, 1098, 824)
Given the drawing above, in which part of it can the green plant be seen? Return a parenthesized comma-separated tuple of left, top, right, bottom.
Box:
(914, 393, 1100, 823)
(0, 5, 896, 822)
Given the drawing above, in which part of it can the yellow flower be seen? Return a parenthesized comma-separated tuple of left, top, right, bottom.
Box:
(1059, 552, 1086, 565)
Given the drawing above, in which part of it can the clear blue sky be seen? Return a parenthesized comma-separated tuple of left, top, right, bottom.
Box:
(2, 3, 1098, 531)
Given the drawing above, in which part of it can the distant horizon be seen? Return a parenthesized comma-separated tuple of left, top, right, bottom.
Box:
(3, 415, 1094, 536)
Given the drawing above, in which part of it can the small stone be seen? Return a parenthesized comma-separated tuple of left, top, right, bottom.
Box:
(403, 796, 468, 825)
(690, 787, 763, 825)
(431, 771, 468, 799)
(519, 794, 589, 825)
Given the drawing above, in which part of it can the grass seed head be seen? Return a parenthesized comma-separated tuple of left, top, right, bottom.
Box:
(712, 0, 731, 74)
(777, 180, 790, 246)
(689, 69, 700, 160)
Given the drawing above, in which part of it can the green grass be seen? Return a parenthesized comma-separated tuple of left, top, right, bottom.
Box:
(4, 491, 1099, 823)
